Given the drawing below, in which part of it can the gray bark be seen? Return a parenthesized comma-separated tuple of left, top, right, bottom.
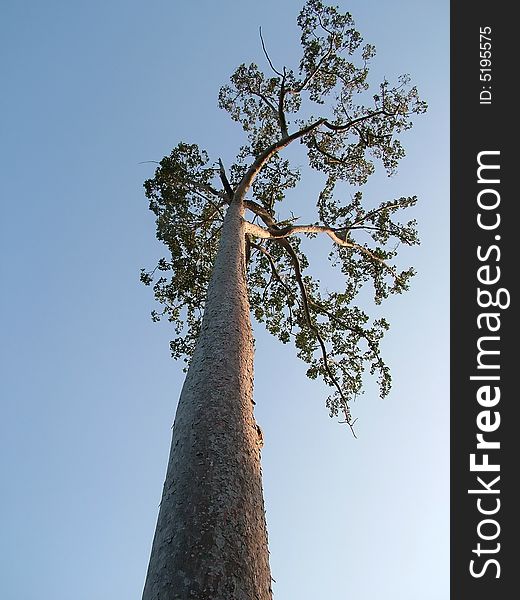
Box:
(142, 198, 272, 600)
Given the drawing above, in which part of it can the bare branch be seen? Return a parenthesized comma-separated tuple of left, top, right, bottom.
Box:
(244, 198, 278, 224)
(259, 27, 284, 77)
(218, 159, 235, 200)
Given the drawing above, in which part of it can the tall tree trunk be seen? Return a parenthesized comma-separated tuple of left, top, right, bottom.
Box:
(142, 198, 272, 600)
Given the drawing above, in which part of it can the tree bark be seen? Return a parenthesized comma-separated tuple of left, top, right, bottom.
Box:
(142, 198, 272, 600)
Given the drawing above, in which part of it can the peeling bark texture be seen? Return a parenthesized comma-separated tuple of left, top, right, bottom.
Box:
(142, 198, 272, 600)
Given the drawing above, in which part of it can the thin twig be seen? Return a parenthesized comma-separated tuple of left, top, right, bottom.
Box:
(259, 27, 284, 77)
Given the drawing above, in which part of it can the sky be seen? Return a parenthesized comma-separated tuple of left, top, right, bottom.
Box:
(0, 1, 449, 599)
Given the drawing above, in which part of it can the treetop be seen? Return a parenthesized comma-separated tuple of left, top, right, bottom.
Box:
(141, 0, 426, 433)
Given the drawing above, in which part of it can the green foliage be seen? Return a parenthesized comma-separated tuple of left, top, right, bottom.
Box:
(142, 0, 426, 429)
(142, 143, 223, 367)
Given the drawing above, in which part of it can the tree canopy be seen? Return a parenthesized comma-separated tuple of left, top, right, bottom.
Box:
(141, 0, 427, 434)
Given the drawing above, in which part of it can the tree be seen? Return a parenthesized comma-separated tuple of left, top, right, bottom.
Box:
(140, 1, 426, 598)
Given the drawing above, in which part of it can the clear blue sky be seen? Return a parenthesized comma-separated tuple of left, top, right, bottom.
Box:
(0, 1, 448, 598)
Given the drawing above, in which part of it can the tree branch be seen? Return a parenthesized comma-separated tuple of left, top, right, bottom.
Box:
(259, 27, 284, 77)
(258, 28, 289, 138)
(308, 298, 387, 376)
(244, 221, 273, 238)
(349, 202, 406, 228)
(278, 68, 289, 139)
(235, 118, 326, 199)
(310, 136, 357, 166)
(290, 33, 335, 94)
(250, 241, 297, 335)
(273, 236, 357, 435)
(245, 221, 403, 283)
(234, 105, 397, 202)
(218, 159, 235, 200)
(251, 243, 292, 296)
(321, 64, 368, 91)
(247, 87, 279, 117)
(322, 108, 396, 132)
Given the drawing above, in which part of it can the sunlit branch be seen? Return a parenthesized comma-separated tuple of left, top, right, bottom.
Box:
(235, 118, 326, 198)
(244, 220, 403, 283)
